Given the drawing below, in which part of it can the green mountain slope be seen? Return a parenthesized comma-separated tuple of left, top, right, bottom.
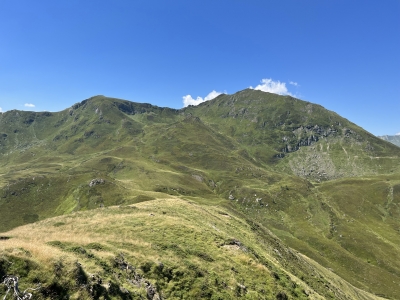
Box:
(1, 90, 400, 299)
(184, 89, 400, 180)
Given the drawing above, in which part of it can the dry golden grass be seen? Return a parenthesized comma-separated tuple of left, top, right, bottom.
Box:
(0, 197, 387, 299)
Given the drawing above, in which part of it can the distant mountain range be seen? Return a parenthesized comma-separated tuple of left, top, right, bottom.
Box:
(378, 134, 400, 147)
(1, 89, 399, 299)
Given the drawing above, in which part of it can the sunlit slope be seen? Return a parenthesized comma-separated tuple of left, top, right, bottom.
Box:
(0, 95, 178, 162)
(2, 90, 398, 183)
(186, 89, 400, 180)
(0, 103, 284, 231)
(0, 199, 384, 300)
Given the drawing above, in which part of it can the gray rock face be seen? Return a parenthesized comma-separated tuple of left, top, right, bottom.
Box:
(378, 135, 400, 147)
(191, 174, 203, 182)
(281, 125, 339, 154)
(89, 178, 105, 187)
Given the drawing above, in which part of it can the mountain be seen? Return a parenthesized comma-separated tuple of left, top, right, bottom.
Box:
(378, 134, 400, 147)
(1, 90, 400, 299)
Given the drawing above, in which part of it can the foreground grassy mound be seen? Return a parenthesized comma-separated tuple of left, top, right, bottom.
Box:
(0, 199, 384, 300)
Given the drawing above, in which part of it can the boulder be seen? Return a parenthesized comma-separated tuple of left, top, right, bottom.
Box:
(89, 178, 105, 187)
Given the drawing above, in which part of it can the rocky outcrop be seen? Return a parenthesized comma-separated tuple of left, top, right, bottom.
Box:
(288, 149, 338, 181)
(89, 178, 105, 187)
(274, 124, 366, 161)
(114, 255, 161, 300)
(191, 174, 203, 182)
(1, 275, 41, 300)
(378, 134, 400, 147)
(281, 125, 338, 154)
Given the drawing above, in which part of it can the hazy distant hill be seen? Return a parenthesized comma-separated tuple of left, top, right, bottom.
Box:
(1, 90, 399, 299)
(378, 134, 400, 147)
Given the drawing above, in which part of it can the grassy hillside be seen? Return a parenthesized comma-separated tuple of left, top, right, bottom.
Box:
(228, 173, 400, 298)
(0, 199, 385, 299)
(1, 90, 400, 298)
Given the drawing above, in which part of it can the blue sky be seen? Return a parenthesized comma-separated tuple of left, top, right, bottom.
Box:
(0, 0, 399, 136)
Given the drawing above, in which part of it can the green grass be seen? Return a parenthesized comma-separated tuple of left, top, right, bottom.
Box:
(0, 199, 385, 299)
(228, 174, 400, 298)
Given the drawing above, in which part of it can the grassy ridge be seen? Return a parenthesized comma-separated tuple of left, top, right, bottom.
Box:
(0, 199, 385, 299)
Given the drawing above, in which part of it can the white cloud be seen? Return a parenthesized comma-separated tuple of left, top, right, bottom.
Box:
(395, 132, 400, 136)
(24, 103, 35, 108)
(0, 107, 2, 113)
(250, 78, 293, 96)
(289, 81, 299, 87)
(183, 90, 222, 107)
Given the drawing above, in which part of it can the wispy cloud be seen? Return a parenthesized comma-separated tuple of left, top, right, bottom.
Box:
(182, 78, 298, 107)
(396, 132, 400, 136)
(183, 90, 223, 107)
(0, 107, 2, 113)
(250, 78, 293, 96)
(24, 103, 35, 108)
